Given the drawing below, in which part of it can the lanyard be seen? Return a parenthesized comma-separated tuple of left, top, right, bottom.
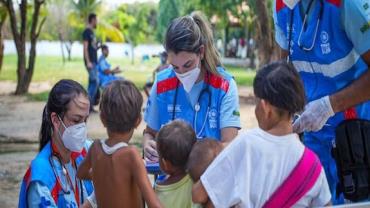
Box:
(172, 72, 212, 138)
(50, 143, 82, 205)
(288, 0, 324, 59)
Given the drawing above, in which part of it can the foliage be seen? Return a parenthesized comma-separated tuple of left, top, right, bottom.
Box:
(110, 3, 157, 46)
(156, 0, 181, 43)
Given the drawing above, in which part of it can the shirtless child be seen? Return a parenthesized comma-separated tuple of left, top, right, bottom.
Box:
(77, 80, 162, 208)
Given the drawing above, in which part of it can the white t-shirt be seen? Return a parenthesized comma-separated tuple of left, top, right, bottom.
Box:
(200, 128, 331, 208)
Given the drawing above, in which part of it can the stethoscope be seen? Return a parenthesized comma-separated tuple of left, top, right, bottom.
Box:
(288, 0, 324, 98)
(172, 71, 212, 138)
(49, 146, 84, 204)
(296, 0, 324, 51)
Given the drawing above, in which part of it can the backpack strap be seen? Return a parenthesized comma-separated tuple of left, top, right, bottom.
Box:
(263, 147, 322, 208)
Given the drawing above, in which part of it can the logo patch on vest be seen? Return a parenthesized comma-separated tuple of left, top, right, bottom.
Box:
(320, 31, 331, 54)
(209, 108, 218, 129)
(167, 104, 181, 113)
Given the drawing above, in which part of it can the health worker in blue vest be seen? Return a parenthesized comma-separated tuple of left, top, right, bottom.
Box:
(143, 12, 241, 162)
(18, 80, 94, 207)
(273, 0, 370, 204)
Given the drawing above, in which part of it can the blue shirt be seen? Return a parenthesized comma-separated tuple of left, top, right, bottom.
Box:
(27, 158, 88, 207)
(274, 0, 370, 55)
(144, 74, 241, 132)
(97, 55, 122, 88)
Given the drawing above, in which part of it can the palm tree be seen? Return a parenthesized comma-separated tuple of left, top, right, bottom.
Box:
(70, 0, 123, 42)
(71, 0, 101, 21)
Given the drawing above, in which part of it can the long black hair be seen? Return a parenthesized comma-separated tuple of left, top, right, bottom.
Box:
(39, 79, 88, 151)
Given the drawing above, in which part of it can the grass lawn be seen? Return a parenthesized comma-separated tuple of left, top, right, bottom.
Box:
(1, 54, 255, 101)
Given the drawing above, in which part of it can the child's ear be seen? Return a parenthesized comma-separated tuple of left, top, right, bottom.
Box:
(261, 99, 273, 117)
(99, 112, 107, 127)
(161, 158, 170, 172)
(135, 115, 142, 128)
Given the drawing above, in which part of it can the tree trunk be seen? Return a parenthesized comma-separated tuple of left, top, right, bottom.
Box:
(131, 43, 134, 65)
(0, 25, 4, 72)
(58, 33, 66, 64)
(65, 40, 73, 61)
(254, 0, 275, 68)
(2, 0, 45, 95)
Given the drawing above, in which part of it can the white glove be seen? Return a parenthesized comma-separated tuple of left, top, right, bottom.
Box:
(86, 191, 97, 208)
(293, 96, 335, 133)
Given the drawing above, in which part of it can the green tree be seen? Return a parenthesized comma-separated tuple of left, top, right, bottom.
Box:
(0, 0, 46, 94)
(156, 0, 181, 42)
(111, 3, 157, 64)
(183, 0, 277, 67)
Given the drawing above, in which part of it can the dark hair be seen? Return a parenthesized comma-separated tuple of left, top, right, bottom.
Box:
(253, 61, 306, 116)
(164, 11, 220, 75)
(39, 79, 88, 151)
(101, 44, 108, 51)
(157, 120, 196, 168)
(88, 13, 97, 23)
(187, 139, 222, 181)
(100, 80, 143, 133)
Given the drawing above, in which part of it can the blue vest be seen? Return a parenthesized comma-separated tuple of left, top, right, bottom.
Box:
(18, 141, 93, 208)
(156, 67, 233, 140)
(276, 0, 370, 140)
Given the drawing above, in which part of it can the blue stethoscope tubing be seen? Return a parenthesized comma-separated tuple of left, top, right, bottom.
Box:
(172, 71, 212, 138)
(288, 0, 324, 59)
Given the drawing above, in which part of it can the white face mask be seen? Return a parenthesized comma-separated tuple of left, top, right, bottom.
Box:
(283, 0, 301, 9)
(58, 116, 87, 152)
(174, 64, 201, 93)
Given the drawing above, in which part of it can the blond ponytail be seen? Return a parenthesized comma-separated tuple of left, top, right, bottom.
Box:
(190, 11, 221, 75)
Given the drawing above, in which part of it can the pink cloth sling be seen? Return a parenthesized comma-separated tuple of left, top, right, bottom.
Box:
(263, 147, 322, 208)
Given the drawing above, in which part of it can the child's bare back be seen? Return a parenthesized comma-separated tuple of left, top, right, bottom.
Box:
(90, 140, 144, 207)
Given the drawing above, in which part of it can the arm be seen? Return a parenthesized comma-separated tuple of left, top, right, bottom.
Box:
(83, 41, 93, 69)
(192, 181, 209, 204)
(331, 1, 370, 113)
(143, 80, 160, 162)
(143, 126, 159, 162)
(104, 67, 121, 75)
(221, 127, 238, 144)
(77, 143, 93, 180)
(219, 78, 240, 144)
(330, 52, 370, 113)
(131, 147, 162, 208)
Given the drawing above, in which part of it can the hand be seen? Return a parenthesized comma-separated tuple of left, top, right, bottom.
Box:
(293, 96, 335, 133)
(144, 139, 159, 163)
(87, 62, 93, 70)
(113, 67, 122, 74)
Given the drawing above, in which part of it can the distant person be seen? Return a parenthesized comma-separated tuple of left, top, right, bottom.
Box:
(83, 13, 100, 112)
(98, 45, 123, 88)
(216, 38, 224, 57)
(77, 80, 162, 208)
(144, 51, 169, 97)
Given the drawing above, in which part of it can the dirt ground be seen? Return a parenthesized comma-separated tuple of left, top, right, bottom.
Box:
(0, 81, 257, 207)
